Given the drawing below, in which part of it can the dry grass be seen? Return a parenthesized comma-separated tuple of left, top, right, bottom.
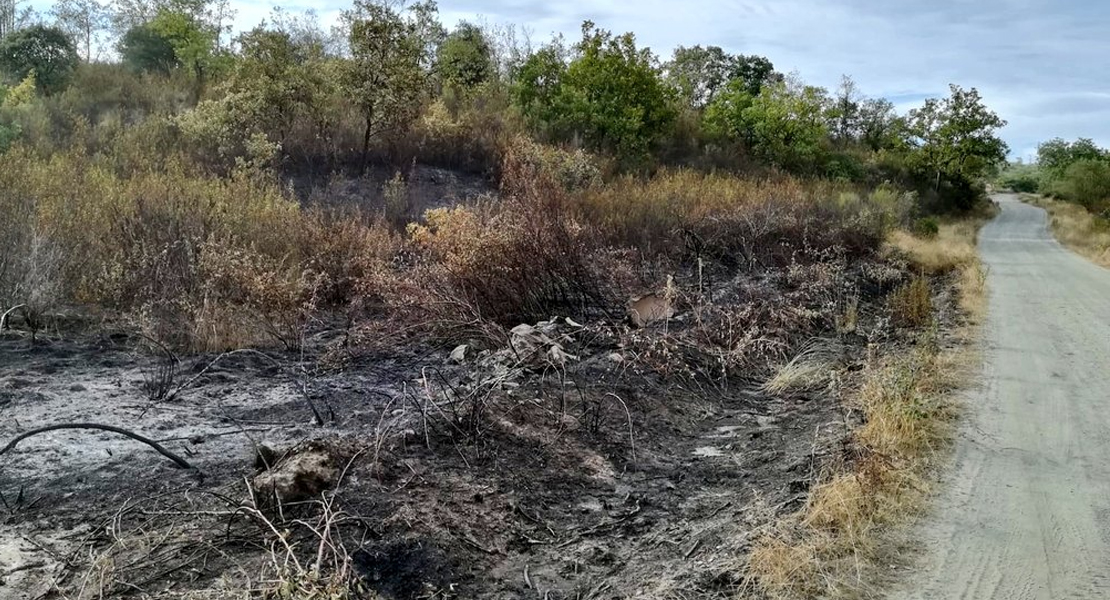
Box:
(888, 220, 989, 323)
(1026, 194, 1110, 268)
(747, 217, 988, 599)
(762, 341, 839, 396)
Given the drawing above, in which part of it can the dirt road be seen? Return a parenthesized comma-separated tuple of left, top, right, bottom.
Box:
(894, 194, 1110, 598)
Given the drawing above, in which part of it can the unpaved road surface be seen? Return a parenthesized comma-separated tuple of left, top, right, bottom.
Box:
(894, 194, 1110, 599)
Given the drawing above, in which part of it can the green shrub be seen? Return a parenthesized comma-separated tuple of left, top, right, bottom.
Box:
(1055, 159, 1110, 209)
(997, 163, 1041, 193)
(912, 216, 940, 239)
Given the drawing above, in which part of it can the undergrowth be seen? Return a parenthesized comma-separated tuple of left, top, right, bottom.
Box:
(747, 216, 987, 599)
(1026, 194, 1110, 267)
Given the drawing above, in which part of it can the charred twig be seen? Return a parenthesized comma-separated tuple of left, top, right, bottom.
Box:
(174, 349, 325, 426)
(0, 423, 199, 473)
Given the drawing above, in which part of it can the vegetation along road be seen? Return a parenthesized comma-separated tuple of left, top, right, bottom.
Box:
(895, 193, 1110, 599)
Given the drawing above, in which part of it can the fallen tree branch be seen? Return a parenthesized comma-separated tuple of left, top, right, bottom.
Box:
(0, 304, 26, 331)
(0, 423, 199, 473)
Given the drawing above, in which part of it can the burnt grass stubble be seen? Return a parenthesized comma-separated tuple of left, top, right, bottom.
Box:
(0, 238, 949, 599)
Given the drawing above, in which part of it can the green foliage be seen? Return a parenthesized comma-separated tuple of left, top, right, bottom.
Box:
(1053, 159, 1110, 209)
(148, 9, 215, 79)
(118, 8, 216, 87)
(905, 85, 1007, 184)
(0, 25, 80, 94)
(342, 0, 434, 161)
(997, 162, 1042, 193)
(857, 98, 904, 152)
(436, 22, 492, 89)
(513, 22, 676, 165)
(912, 216, 940, 239)
(1037, 138, 1106, 179)
(726, 79, 830, 171)
(0, 72, 34, 151)
(666, 45, 733, 108)
(119, 24, 178, 74)
(702, 78, 754, 141)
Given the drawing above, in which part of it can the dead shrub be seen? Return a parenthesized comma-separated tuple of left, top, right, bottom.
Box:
(578, 172, 892, 270)
(383, 142, 625, 340)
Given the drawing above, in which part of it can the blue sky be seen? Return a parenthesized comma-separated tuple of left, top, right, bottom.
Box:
(30, 0, 1110, 160)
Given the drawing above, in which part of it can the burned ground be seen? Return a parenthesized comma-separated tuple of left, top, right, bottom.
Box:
(0, 255, 926, 599)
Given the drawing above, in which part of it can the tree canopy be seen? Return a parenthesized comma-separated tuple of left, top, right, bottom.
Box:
(0, 25, 79, 94)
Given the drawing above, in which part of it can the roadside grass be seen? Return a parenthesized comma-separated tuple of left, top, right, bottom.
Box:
(1024, 194, 1110, 268)
(746, 217, 988, 599)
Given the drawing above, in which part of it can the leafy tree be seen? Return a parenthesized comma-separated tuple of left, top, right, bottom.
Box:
(148, 10, 215, 81)
(741, 79, 829, 169)
(50, 0, 109, 61)
(666, 45, 777, 109)
(905, 85, 1008, 192)
(342, 0, 435, 163)
(436, 22, 492, 89)
(731, 54, 778, 96)
(0, 25, 79, 94)
(0, 73, 35, 151)
(512, 41, 567, 124)
(514, 22, 676, 163)
(702, 78, 754, 140)
(705, 77, 828, 170)
(220, 27, 326, 145)
(666, 45, 734, 109)
(827, 75, 861, 147)
(118, 23, 178, 74)
(1037, 138, 1106, 179)
(857, 97, 904, 151)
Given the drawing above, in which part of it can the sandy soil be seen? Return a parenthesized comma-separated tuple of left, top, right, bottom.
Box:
(892, 194, 1110, 598)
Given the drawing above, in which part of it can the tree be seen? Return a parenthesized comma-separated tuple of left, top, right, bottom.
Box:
(702, 78, 754, 140)
(1037, 138, 1106, 179)
(827, 75, 861, 147)
(740, 79, 829, 170)
(1, 0, 15, 39)
(50, 0, 109, 61)
(666, 45, 734, 109)
(224, 27, 322, 144)
(148, 9, 214, 81)
(0, 25, 79, 94)
(665, 46, 777, 109)
(906, 85, 1008, 193)
(857, 97, 903, 151)
(119, 23, 177, 74)
(513, 22, 676, 163)
(730, 54, 778, 96)
(436, 22, 492, 89)
(342, 0, 435, 164)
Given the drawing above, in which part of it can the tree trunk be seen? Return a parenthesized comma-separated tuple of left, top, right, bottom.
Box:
(362, 114, 373, 170)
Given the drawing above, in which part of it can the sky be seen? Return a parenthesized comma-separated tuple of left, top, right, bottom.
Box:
(29, 0, 1110, 160)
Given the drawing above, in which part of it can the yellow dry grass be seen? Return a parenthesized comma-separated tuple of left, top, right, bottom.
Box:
(1026, 195, 1110, 268)
(746, 218, 987, 599)
(888, 219, 989, 323)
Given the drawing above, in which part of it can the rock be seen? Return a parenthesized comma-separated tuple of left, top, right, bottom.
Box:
(449, 344, 468, 363)
(250, 440, 344, 508)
